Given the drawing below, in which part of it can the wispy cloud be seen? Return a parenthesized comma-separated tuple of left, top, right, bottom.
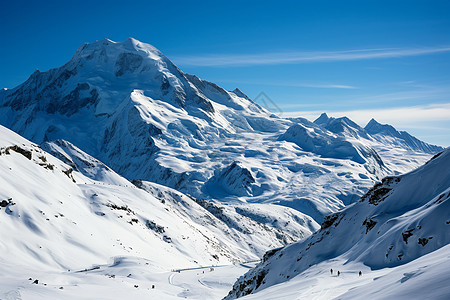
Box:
(291, 83, 357, 89)
(172, 46, 450, 67)
(339, 89, 448, 105)
(216, 78, 357, 89)
(276, 86, 450, 110)
(283, 103, 450, 125)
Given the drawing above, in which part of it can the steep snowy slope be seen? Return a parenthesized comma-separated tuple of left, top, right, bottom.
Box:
(0, 125, 320, 297)
(225, 148, 450, 299)
(0, 38, 440, 223)
(230, 244, 450, 300)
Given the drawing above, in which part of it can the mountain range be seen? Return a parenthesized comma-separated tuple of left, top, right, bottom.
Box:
(0, 38, 442, 223)
(0, 38, 447, 299)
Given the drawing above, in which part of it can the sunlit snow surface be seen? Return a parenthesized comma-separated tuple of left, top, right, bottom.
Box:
(0, 258, 259, 300)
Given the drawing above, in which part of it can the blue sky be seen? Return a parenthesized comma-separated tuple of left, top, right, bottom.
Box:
(1, 0, 449, 146)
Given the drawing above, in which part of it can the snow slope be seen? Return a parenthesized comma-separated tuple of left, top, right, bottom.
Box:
(225, 147, 450, 299)
(233, 244, 450, 300)
(0, 124, 319, 298)
(0, 38, 442, 223)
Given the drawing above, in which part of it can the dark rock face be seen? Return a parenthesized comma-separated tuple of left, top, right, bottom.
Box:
(3, 71, 98, 118)
(418, 237, 429, 246)
(146, 220, 165, 233)
(115, 52, 143, 76)
(47, 83, 99, 116)
(7, 145, 32, 160)
(148, 123, 162, 136)
(402, 229, 414, 244)
(361, 176, 400, 205)
(321, 213, 340, 229)
(262, 247, 282, 262)
(363, 217, 377, 233)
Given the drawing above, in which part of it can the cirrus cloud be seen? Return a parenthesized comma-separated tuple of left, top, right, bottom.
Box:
(172, 46, 450, 67)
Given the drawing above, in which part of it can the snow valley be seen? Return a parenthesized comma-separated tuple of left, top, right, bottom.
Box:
(0, 38, 448, 299)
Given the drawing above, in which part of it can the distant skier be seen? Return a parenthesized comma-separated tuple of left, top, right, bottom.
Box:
(359, 271, 362, 276)
(330, 269, 333, 275)
(337, 271, 340, 277)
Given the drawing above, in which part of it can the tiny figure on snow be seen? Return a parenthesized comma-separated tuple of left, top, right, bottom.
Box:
(330, 268, 333, 275)
(359, 271, 362, 276)
(337, 271, 340, 277)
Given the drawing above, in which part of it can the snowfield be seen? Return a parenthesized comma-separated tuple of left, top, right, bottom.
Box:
(0, 256, 260, 300)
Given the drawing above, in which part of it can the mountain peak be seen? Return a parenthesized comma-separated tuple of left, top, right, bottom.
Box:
(102, 37, 115, 44)
(232, 88, 250, 100)
(124, 36, 139, 44)
(70, 38, 168, 73)
(366, 118, 381, 127)
(314, 112, 329, 125)
(365, 118, 396, 135)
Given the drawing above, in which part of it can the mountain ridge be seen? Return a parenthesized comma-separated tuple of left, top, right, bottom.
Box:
(365, 118, 443, 153)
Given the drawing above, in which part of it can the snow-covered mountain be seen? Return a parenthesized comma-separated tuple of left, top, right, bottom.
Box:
(0, 124, 320, 298)
(0, 38, 442, 224)
(225, 147, 450, 299)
